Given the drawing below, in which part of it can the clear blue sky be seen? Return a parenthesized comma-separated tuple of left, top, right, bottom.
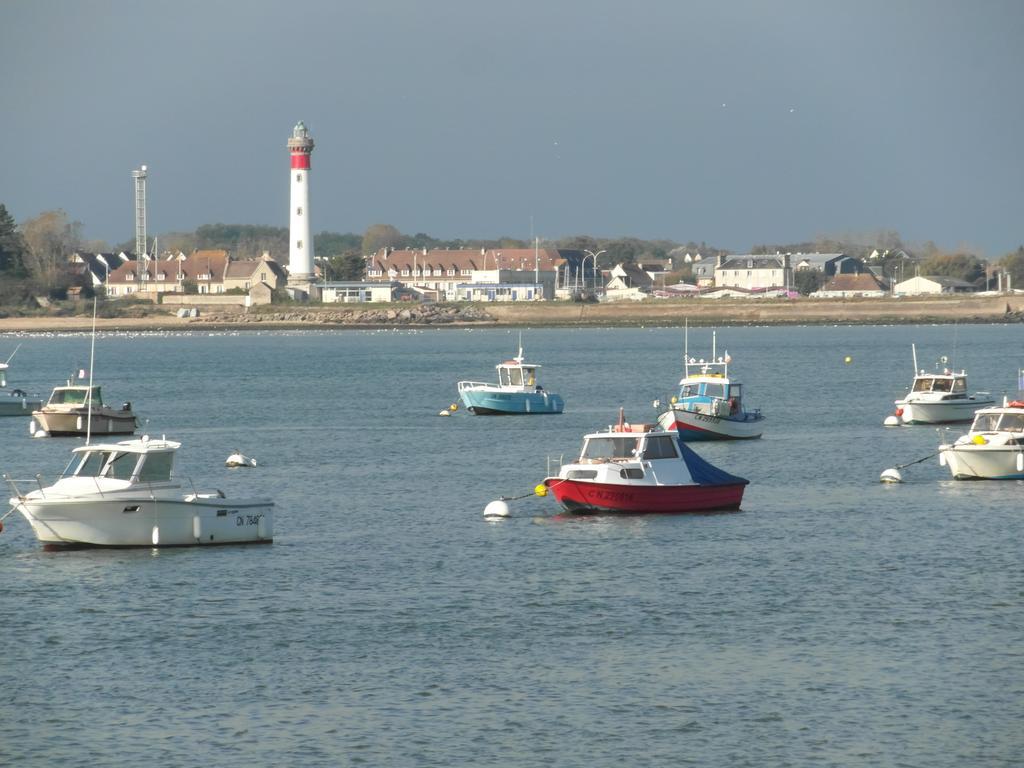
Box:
(2, 0, 1022, 257)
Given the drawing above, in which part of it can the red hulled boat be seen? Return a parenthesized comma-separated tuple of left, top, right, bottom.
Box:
(542, 411, 749, 514)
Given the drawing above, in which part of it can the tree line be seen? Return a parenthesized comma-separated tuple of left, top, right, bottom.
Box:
(2, 203, 1022, 302)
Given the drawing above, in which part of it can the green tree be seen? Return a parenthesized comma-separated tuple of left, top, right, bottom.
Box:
(918, 252, 986, 284)
(793, 270, 826, 296)
(0, 203, 27, 276)
(1000, 246, 1024, 287)
(315, 231, 362, 257)
(325, 252, 366, 281)
(362, 224, 403, 255)
(20, 209, 83, 293)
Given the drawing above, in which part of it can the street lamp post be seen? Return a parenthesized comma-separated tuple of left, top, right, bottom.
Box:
(582, 249, 606, 293)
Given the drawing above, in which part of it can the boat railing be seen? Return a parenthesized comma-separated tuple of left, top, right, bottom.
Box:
(545, 454, 566, 476)
(3, 473, 49, 500)
(457, 380, 493, 392)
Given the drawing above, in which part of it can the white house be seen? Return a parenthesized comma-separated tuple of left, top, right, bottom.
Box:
(894, 275, 976, 295)
(714, 254, 792, 291)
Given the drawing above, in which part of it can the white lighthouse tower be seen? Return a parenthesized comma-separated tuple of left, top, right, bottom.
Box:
(287, 121, 315, 292)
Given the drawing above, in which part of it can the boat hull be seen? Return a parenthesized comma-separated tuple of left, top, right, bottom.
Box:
(15, 495, 274, 547)
(544, 477, 745, 514)
(938, 444, 1024, 480)
(898, 397, 994, 424)
(31, 409, 137, 436)
(658, 408, 763, 440)
(0, 394, 42, 416)
(460, 389, 564, 415)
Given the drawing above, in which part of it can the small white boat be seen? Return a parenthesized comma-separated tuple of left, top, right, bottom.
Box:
(887, 345, 994, 425)
(30, 379, 138, 437)
(0, 347, 42, 417)
(7, 436, 274, 547)
(938, 399, 1024, 480)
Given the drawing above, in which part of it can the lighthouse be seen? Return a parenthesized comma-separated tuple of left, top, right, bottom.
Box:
(287, 121, 315, 290)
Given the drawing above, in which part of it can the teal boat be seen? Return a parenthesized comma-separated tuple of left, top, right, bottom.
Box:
(457, 343, 564, 415)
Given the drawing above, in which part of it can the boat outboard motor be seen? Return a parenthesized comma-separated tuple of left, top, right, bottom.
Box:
(122, 401, 132, 411)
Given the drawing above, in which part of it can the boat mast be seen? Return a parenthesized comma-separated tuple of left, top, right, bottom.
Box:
(86, 294, 97, 444)
(911, 343, 918, 375)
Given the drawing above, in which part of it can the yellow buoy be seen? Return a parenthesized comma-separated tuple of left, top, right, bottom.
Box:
(972, 434, 988, 445)
(844, 356, 852, 364)
(449, 403, 458, 411)
(534, 483, 548, 497)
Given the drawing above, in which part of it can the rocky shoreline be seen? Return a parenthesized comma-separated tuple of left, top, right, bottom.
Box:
(193, 303, 496, 326)
(0, 294, 1022, 332)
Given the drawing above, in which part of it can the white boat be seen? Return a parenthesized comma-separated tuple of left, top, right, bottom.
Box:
(887, 345, 994, 425)
(0, 346, 42, 417)
(938, 399, 1024, 480)
(6, 436, 274, 547)
(30, 379, 138, 437)
(656, 330, 764, 441)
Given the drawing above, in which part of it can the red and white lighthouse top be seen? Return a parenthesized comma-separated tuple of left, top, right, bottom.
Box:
(287, 121, 314, 169)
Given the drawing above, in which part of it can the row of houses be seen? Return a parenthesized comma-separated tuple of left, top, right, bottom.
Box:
(71, 250, 288, 302)
(70, 247, 988, 304)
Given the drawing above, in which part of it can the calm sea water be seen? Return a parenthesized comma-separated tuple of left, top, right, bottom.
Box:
(0, 323, 1021, 767)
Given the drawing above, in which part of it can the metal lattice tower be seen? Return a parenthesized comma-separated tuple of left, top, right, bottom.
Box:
(132, 165, 147, 259)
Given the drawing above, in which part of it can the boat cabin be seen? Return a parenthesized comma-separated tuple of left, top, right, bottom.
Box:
(580, 428, 680, 463)
(911, 373, 966, 394)
(969, 409, 1024, 433)
(65, 439, 179, 483)
(496, 360, 542, 390)
(47, 385, 103, 406)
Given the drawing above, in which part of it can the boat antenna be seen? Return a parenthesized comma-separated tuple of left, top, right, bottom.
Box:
(712, 329, 717, 362)
(951, 321, 959, 371)
(516, 331, 523, 363)
(86, 294, 97, 445)
(4, 343, 21, 365)
(911, 342, 918, 375)
(683, 318, 688, 362)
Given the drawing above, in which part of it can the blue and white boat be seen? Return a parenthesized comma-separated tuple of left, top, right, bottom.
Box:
(656, 331, 764, 441)
(457, 342, 564, 415)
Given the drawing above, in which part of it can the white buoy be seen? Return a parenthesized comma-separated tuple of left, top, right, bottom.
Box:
(151, 525, 160, 546)
(192, 515, 202, 541)
(438, 410, 451, 417)
(483, 499, 511, 519)
(880, 468, 903, 483)
(225, 452, 256, 468)
(883, 415, 900, 427)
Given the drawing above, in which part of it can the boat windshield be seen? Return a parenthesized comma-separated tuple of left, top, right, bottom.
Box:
(641, 435, 678, 460)
(74, 449, 137, 480)
(680, 381, 727, 400)
(913, 377, 953, 393)
(499, 367, 525, 387)
(49, 387, 101, 406)
(971, 413, 1001, 431)
(582, 436, 639, 461)
(997, 413, 1024, 432)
